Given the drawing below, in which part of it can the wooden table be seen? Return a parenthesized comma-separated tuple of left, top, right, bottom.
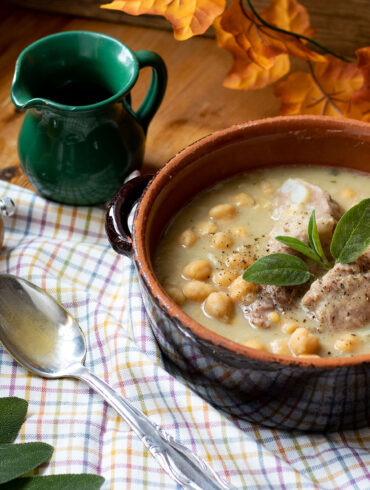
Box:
(0, 4, 280, 191)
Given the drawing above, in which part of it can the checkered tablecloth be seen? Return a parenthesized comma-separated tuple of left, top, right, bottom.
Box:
(0, 179, 370, 489)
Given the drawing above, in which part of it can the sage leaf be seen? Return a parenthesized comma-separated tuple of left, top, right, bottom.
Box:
(275, 236, 323, 265)
(0, 443, 53, 484)
(0, 474, 104, 489)
(243, 253, 311, 286)
(308, 210, 330, 267)
(331, 199, 370, 264)
(0, 397, 28, 444)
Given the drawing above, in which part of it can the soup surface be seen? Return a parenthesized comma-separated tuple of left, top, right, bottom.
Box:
(154, 166, 370, 358)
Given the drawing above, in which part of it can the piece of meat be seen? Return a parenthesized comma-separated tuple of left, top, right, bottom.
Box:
(269, 178, 342, 255)
(241, 297, 276, 329)
(302, 249, 370, 331)
(246, 179, 342, 329)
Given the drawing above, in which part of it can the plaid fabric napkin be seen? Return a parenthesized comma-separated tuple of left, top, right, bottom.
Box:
(0, 179, 369, 490)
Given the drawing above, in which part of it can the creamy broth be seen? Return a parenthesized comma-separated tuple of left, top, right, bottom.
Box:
(154, 167, 370, 357)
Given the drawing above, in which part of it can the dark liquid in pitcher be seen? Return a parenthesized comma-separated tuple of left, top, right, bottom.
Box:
(44, 80, 114, 106)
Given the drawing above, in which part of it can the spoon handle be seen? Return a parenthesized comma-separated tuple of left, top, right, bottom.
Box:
(75, 366, 234, 490)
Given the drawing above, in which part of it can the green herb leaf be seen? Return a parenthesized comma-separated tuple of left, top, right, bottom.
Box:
(0, 443, 53, 484)
(307, 210, 316, 251)
(275, 236, 323, 265)
(0, 397, 28, 444)
(243, 253, 312, 286)
(308, 210, 330, 267)
(0, 474, 105, 489)
(330, 198, 370, 263)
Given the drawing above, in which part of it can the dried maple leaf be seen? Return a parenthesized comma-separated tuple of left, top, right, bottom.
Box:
(248, 0, 323, 63)
(214, 15, 290, 90)
(102, 0, 225, 40)
(214, 0, 325, 90)
(346, 47, 370, 122)
(219, 0, 324, 72)
(218, 0, 278, 70)
(274, 55, 363, 117)
(259, 0, 324, 62)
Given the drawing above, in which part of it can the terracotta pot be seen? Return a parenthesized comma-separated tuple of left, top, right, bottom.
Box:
(106, 116, 370, 432)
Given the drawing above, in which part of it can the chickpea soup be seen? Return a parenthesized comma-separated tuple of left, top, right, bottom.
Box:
(154, 166, 370, 358)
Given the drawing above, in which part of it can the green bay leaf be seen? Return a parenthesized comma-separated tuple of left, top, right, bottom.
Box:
(0, 474, 104, 489)
(308, 210, 330, 267)
(243, 253, 311, 286)
(0, 397, 28, 444)
(275, 236, 323, 265)
(330, 198, 370, 263)
(0, 443, 53, 484)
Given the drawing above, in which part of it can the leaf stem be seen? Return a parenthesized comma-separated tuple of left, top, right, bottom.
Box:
(244, 0, 351, 63)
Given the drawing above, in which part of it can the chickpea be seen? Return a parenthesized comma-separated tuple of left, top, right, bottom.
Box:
(288, 327, 319, 356)
(340, 188, 356, 199)
(182, 260, 212, 280)
(270, 339, 290, 355)
(204, 292, 234, 321)
(281, 320, 299, 334)
(209, 204, 236, 220)
(267, 311, 280, 324)
(232, 192, 255, 206)
(334, 333, 360, 353)
(230, 226, 247, 238)
(196, 221, 218, 235)
(183, 281, 214, 302)
(212, 269, 238, 287)
(211, 232, 233, 250)
(229, 276, 259, 301)
(225, 252, 251, 272)
(166, 286, 186, 306)
(179, 229, 198, 248)
(244, 340, 265, 350)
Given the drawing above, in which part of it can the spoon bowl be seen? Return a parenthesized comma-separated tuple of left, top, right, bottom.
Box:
(0, 275, 86, 378)
(0, 274, 233, 490)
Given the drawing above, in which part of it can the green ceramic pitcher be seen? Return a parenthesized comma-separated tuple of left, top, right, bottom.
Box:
(11, 31, 167, 205)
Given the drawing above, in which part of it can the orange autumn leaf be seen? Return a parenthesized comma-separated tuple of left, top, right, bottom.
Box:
(346, 47, 370, 122)
(218, 0, 279, 70)
(102, 0, 225, 40)
(214, 15, 290, 90)
(219, 0, 324, 73)
(274, 55, 363, 117)
(259, 0, 325, 62)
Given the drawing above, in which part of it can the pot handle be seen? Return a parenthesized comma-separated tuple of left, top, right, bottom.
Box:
(106, 175, 152, 257)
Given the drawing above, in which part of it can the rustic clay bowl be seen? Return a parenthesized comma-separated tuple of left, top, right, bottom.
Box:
(106, 116, 370, 432)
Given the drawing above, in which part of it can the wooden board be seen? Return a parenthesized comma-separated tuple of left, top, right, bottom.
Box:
(8, 0, 370, 56)
(7, 0, 214, 37)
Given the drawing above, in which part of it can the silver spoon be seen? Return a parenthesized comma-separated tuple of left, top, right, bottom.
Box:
(0, 274, 234, 490)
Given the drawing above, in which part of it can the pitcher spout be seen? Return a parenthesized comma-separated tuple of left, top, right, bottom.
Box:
(11, 58, 49, 110)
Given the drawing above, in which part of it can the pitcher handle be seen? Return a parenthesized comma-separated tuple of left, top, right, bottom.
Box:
(135, 50, 167, 133)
